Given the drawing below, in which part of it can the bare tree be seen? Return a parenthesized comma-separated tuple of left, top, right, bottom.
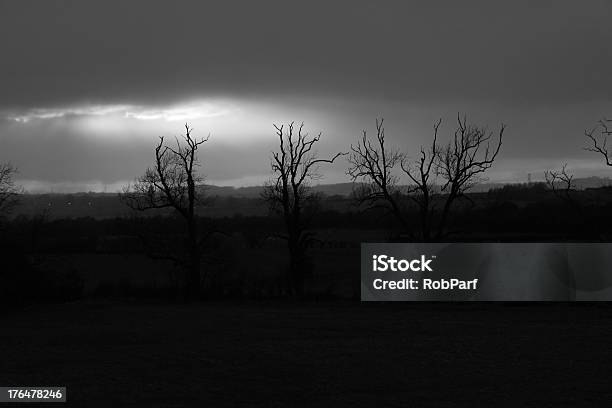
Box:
(436, 115, 505, 238)
(544, 163, 576, 204)
(400, 119, 441, 240)
(347, 119, 410, 233)
(585, 118, 612, 166)
(121, 124, 209, 299)
(0, 163, 22, 216)
(544, 163, 606, 240)
(348, 115, 504, 240)
(262, 122, 345, 297)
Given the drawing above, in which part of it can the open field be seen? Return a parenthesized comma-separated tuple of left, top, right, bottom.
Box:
(2, 301, 611, 407)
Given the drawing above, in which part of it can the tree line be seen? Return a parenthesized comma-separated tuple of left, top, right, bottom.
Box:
(1, 114, 611, 298)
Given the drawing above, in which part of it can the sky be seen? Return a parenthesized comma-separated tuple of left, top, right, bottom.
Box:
(0, 0, 611, 192)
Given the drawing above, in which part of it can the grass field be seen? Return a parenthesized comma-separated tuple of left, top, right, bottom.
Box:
(2, 301, 611, 407)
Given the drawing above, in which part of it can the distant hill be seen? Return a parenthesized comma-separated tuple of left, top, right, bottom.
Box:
(201, 183, 357, 198)
(204, 177, 612, 197)
(200, 185, 263, 198)
(571, 176, 612, 190)
(11, 177, 612, 219)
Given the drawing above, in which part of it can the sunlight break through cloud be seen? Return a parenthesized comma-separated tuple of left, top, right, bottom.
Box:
(4, 101, 235, 123)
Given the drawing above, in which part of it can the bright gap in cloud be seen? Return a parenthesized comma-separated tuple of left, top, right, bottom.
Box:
(4, 100, 236, 123)
(1, 97, 330, 148)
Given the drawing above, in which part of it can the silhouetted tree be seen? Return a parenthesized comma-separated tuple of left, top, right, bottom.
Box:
(348, 115, 504, 240)
(121, 124, 209, 299)
(0, 163, 21, 217)
(585, 118, 612, 166)
(347, 119, 410, 233)
(436, 115, 505, 238)
(544, 163, 605, 239)
(401, 119, 441, 240)
(545, 163, 576, 204)
(262, 122, 345, 297)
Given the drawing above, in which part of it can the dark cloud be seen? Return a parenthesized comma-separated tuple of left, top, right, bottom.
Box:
(1, 1, 612, 190)
(1, 0, 611, 109)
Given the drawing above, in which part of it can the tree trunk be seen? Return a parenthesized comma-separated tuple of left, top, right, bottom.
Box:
(185, 216, 201, 300)
(286, 231, 307, 299)
(187, 252, 201, 299)
(436, 189, 457, 240)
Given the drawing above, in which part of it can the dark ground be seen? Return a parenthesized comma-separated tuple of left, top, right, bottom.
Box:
(4, 185, 612, 406)
(1, 301, 611, 407)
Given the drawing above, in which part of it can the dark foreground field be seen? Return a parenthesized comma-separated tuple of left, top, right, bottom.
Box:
(2, 301, 611, 407)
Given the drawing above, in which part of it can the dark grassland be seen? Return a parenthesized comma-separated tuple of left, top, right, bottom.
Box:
(3, 184, 612, 406)
(1, 301, 611, 407)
